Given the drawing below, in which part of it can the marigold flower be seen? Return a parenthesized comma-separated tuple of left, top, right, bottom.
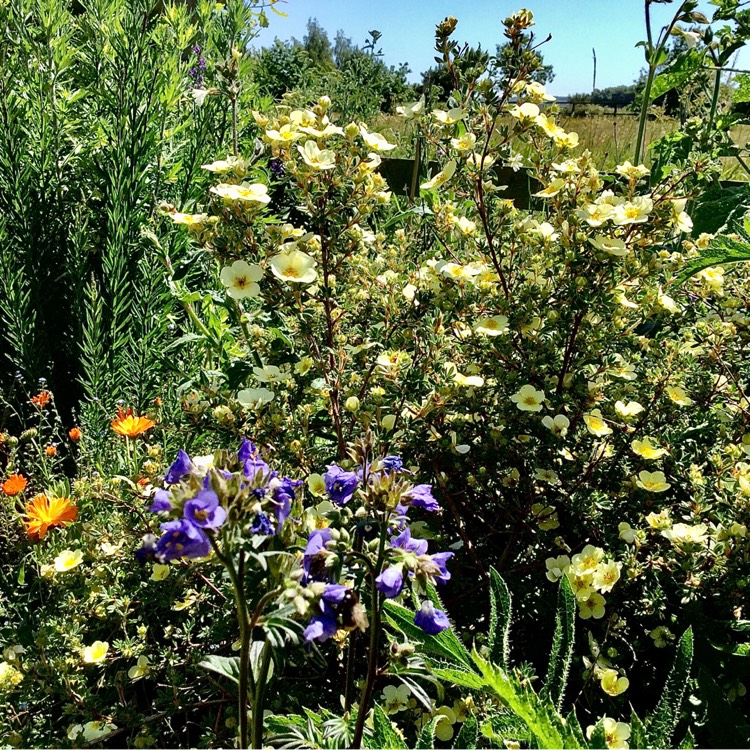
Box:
(111, 408, 155, 438)
(2, 473, 28, 496)
(68, 427, 82, 442)
(45, 445, 57, 457)
(23, 494, 77, 539)
(31, 391, 51, 408)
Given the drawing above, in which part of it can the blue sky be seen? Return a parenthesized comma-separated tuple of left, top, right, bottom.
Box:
(253, 1, 748, 97)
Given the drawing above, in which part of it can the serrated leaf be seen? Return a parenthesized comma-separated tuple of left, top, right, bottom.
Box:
(732, 72, 750, 103)
(416, 716, 439, 749)
(646, 627, 693, 747)
(672, 232, 750, 285)
(198, 655, 240, 685)
(689, 184, 750, 236)
(586, 718, 607, 750)
(542, 576, 575, 710)
(371, 704, 407, 749)
(488, 568, 512, 669)
(679, 729, 696, 749)
(383, 599, 472, 668)
(630, 711, 648, 749)
(650, 49, 704, 100)
(453, 715, 478, 749)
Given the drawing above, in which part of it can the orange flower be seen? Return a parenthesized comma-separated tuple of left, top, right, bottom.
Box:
(23, 494, 78, 539)
(69, 427, 82, 442)
(45, 445, 57, 457)
(111, 408, 155, 438)
(31, 391, 52, 408)
(2, 473, 28, 496)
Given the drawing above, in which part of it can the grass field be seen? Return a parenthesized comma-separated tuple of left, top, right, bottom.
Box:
(372, 112, 750, 180)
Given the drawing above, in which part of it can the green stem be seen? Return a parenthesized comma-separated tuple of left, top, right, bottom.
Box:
(251, 641, 272, 749)
(634, 63, 656, 165)
(351, 520, 389, 748)
(210, 540, 253, 749)
(707, 64, 722, 136)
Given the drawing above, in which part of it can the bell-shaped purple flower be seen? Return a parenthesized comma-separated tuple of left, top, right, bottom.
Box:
(303, 585, 351, 642)
(184, 489, 226, 530)
(324, 464, 359, 505)
(149, 488, 173, 513)
(250, 512, 274, 536)
(406, 484, 440, 513)
(155, 519, 210, 561)
(382, 455, 404, 472)
(430, 551, 454, 584)
(165, 450, 192, 485)
(414, 600, 450, 635)
(391, 527, 428, 556)
(375, 564, 405, 598)
(239, 438, 270, 478)
(270, 476, 302, 533)
(136, 533, 158, 563)
(303, 528, 334, 582)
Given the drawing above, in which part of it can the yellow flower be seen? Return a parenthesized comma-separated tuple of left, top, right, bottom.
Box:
(381, 683, 411, 714)
(451, 132, 476, 153)
(612, 196, 653, 225)
(586, 718, 631, 750)
(396, 95, 425, 119)
(637, 470, 671, 493)
(359, 126, 396, 152)
(82, 641, 109, 665)
(615, 400, 643, 419)
(531, 502, 559, 530)
(265, 124, 302, 145)
(650, 626, 674, 648)
(566, 570, 594, 601)
(579, 204, 614, 227)
(646, 509, 672, 529)
(219, 260, 262, 299)
(600, 668, 629, 696)
(201, 155, 251, 174)
(269, 248, 317, 284)
(523, 81, 555, 103)
(593, 560, 620, 593)
(210, 182, 271, 204)
(631, 437, 668, 460)
(578, 592, 606, 619)
(545, 555, 571, 582)
(0, 661, 23, 693)
(128, 655, 150, 680)
(150, 563, 170, 582)
(306, 473, 326, 496)
(511, 384, 545, 412)
(421, 160, 456, 190)
(572, 544, 604, 574)
(297, 140, 336, 170)
(237, 387, 275, 407)
(533, 178, 565, 198)
(509, 102, 540, 121)
(452, 215, 476, 235)
(662, 523, 708, 546)
(170, 212, 208, 227)
(583, 409, 612, 437)
(589, 235, 628, 256)
(54, 549, 83, 573)
(615, 161, 649, 180)
(667, 385, 693, 406)
(618, 522, 636, 543)
(431, 107, 466, 125)
(381, 414, 397, 431)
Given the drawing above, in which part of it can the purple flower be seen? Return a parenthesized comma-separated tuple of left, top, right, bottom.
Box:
(391, 527, 428, 556)
(269, 158, 284, 177)
(149, 488, 173, 513)
(414, 600, 450, 635)
(239, 438, 270, 478)
(155, 519, 210, 561)
(184, 489, 227, 530)
(324, 464, 359, 505)
(430, 551, 454, 584)
(250, 512, 274, 536)
(303, 585, 352, 642)
(136, 533, 158, 563)
(375, 564, 404, 598)
(303, 528, 334, 582)
(382, 455, 404, 472)
(405, 484, 440, 513)
(165, 450, 192, 485)
(270, 477, 302, 533)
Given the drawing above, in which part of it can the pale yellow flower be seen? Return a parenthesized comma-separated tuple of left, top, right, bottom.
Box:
(474, 315, 509, 336)
(631, 437, 668, 460)
(265, 123, 303, 145)
(54, 549, 83, 573)
(615, 400, 643, 419)
(451, 132, 477, 153)
(583, 409, 612, 437)
(381, 683, 410, 714)
(210, 182, 271, 204)
(511, 384, 545, 412)
(171, 212, 208, 227)
(566, 570, 595, 601)
(453, 372, 484, 388)
(612, 196, 653, 225)
(578, 592, 606, 619)
(637, 470, 671, 493)
(396, 95, 425, 119)
(593, 560, 620, 593)
(297, 140, 336, 170)
(359, 126, 396, 152)
(421, 160, 456, 190)
(662, 523, 708, 546)
(572, 544, 605, 574)
(150, 563, 170, 582)
(615, 161, 649, 180)
(618, 522, 636, 543)
(306, 473, 326, 496)
(432, 107, 466, 125)
(509, 101, 540, 121)
(128, 655, 150, 680)
(542, 414, 570, 436)
(220, 260, 262, 299)
(589, 235, 628, 256)
(237, 387, 275, 406)
(82, 641, 109, 664)
(201, 155, 251, 173)
(545, 555, 571, 582)
(532, 503, 559, 530)
(600, 668, 629, 696)
(269, 248, 317, 284)
(667, 385, 693, 406)
(579, 203, 614, 227)
(533, 178, 565, 198)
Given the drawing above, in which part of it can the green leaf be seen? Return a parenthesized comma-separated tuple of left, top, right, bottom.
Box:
(586, 718, 607, 750)
(198, 655, 241, 685)
(383, 600, 472, 668)
(453, 715, 478, 749)
(416, 716, 439, 749)
(488, 568, 512, 669)
(649, 49, 704, 100)
(371, 704, 407, 749)
(629, 710, 648, 749)
(431, 666, 487, 691)
(679, 729, 696, 749)
(689, 184, 750, 236)
(696, 668, 750, 748)
(672, 233, 750, 285)
(646, 627, 694, 747)
(732, 72, 750, 103)
(542, 576, 575, 710)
